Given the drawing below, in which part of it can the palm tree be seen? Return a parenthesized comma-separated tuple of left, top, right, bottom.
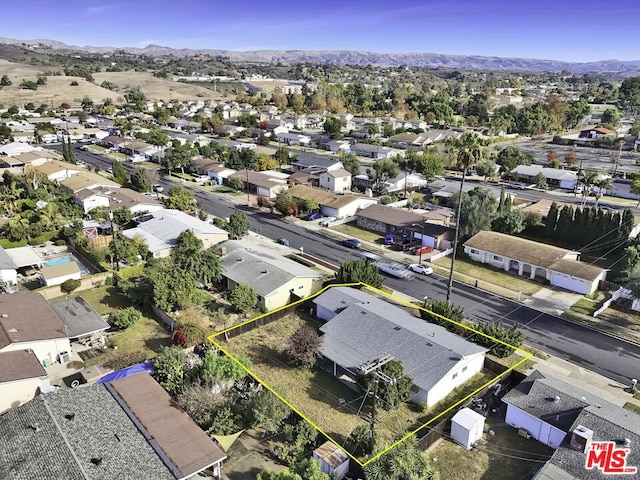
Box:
(577, 170, 598, 206)
(445, 132, 488, 301)
(593, 176, 614, 208)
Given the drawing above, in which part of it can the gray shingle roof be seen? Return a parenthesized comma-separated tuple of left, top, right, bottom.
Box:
(50, 297, 110, 339)
(221, 241, 324, 298)
(317, 289, 486, 393)
(0, 246, 18, 270)
(0, 387, 174, 480)
(312, 286, 374, 316)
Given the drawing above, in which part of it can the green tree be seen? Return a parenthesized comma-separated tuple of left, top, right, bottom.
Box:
(474, 321, 524, 357)
(201, 350, 250, 383)
(286, 325, 322, 368)
(112, 206, 132, 226)
(619, 77, 640, 114)
(414, 151, 444, 179)
(111, 159, 127, 185)
(363, 435, 439, 480)
(339, 152, 360, 176)
(357, 359, 413, 411)
(146, 257, 198, 311)
(230, 284, 258, 313)
(111, 306, 142, 329)
(227, 211, 250, 239)
(274, 192, 298, 216)
(419, 299, 466, 335)
(81, 96, 93, 110)
(208, 406, 241, 435)
(631, 178, 640, 207)
(228, 176, 245, 191)
(129, 166, 151, 192)
(152, 346, 186, 395)
(173, 230, 223, 285)
(492, 208, 525, 235)
(475, 158, 497, 180)
(535, 172, 548, 189)
(334, 259, 384, 288)
(601, 107, 620, 128)
(164, 184, 195, 211)
(0, 75, 12, 86)
(250, 389, 292, 434)
(450, 187, 497, 238)
(162, 142, 194, 175)
(302, 196, 319, 214)
(545, 201, 559, 238)
(496, 146, 533, 172)
(323, 117, 343, 138)
(60, 278, 81, 293)
(370, 157, 400, 191)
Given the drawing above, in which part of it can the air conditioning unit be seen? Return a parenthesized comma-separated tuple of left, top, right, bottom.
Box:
(59, 351, 71, 364)
(517, 428, 531, 440)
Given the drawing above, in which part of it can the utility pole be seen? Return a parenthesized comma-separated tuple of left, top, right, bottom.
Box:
(447, 166, 466, 302)
(359, 355, 395, 452)
(369, 379, 378, 452)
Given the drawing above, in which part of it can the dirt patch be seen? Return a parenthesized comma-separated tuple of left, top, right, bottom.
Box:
(223, 429, 288, 480)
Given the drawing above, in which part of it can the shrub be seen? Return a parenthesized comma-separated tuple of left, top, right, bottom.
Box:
(55, 239, 67, 246)
(172, 322, 206, 347)
(106, 351, 147, 370)
(60, 278, 81, 293)
(111, 306, 142, 329)
(70, 81, 79, 86)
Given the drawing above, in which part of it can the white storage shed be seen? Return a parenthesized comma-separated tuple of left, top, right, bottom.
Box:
(451, 407, 485, 450)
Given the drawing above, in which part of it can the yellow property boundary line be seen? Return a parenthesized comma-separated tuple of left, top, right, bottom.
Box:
(208, 282, 531, 467)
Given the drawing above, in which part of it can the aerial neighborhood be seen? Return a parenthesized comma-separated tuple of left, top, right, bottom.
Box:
(1, 30, 640, 480)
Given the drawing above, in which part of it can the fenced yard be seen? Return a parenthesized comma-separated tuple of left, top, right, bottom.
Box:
(219, 312, 423, 454)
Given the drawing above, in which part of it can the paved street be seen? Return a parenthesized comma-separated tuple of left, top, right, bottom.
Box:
(64, 147, 640, 386)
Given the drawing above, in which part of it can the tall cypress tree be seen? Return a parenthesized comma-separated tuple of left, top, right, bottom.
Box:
(555, 206, 574, 243)
(67, 138, 77, 164)
(545, 201, 559, 238)
(62, 137, 70, 162)
(620, 208, 635, 240)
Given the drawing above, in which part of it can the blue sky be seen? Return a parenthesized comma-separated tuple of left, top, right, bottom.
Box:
(4, 0, 639, 62)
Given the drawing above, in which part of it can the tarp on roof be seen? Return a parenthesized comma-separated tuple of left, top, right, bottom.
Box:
(96, 360, 154, 384)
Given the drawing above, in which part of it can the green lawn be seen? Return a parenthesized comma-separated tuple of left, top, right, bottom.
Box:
(219, 313, 421, 455)
(60, 285, 171, 367)
(570, 298, 599, 316)
(432, 257, 542, 296)
(331, 222, 384, 244)
(88, 145, 106, 153)
(429, 416, 552, 480)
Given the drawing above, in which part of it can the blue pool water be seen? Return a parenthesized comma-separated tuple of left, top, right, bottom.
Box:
(43, 256, 88, 275)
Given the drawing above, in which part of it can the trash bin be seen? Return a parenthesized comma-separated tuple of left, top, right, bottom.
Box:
(43, 359, 51, 368)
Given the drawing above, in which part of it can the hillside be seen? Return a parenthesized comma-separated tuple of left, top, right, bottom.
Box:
(1, 36, 640, 74)
(0, 61, 228, 106)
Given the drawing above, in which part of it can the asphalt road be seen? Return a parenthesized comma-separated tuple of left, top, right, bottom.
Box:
(65, 146, 640, 386)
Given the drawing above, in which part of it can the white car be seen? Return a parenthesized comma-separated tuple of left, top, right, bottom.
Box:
(408, 264, 433, 275)
(319, 216, 336, 226)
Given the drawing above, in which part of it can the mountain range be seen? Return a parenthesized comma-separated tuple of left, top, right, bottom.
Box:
(2, 37, 640, 74)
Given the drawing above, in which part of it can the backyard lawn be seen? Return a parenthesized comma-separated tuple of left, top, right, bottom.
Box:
(428, 417, 552, 480)
(61, 285, 171, 367)
(218, 313, 425, 456)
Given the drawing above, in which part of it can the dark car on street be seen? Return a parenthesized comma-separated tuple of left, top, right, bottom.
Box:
(342, 238, 362, 249)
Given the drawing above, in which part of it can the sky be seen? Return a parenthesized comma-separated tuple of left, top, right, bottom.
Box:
(3, 0, 639, 63)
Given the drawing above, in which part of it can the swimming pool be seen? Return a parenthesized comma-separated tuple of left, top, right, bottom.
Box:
(43, 256, 88, 275)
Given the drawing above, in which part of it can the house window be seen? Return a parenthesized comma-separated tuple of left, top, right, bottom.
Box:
(469, 249, 479, 255)
(462, 366, 467, 373)
(493, 255, 503, 262)
(452, 372, 458, 380)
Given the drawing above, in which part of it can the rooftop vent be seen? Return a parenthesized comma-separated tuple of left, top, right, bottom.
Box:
(30, 422, 41, 432)
(623, 438, 631, 448)
(65, 413, 75, 421)
(90, 457, 103, 466)
(393, 326, 401, 331)
(1, 313, 8, 318)
(553, 395, 560, 403)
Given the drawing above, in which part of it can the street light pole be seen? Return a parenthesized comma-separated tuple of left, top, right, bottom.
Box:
(446, 167, 467, 302)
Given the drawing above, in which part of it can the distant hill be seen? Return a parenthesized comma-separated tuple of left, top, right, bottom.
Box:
(1, 36, 640, 74)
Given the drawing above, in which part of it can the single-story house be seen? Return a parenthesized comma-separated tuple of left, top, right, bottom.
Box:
(16, 149, 63, 166)
(275, 132, 311, 146)
(287, 184, 376, 218)
(381, 171, 429, 194)
(290, 153, 343, 172)
(324, 140, 351, 153)
(578, 127, 616, 139)
(39, 261, 82, 287)
(287, 171, 319, 187)
(73, 187, 163, 215)
(0, 349, 51, 414)
(59, 172, 121, 193)
(229, 170, 288, 199)
(0, 142, 38, 156)
(33, 160, 84, 181)
(504, 369, 640, 480)
(352, 143, 404, 159)
(464, 231, 607, 295)
(318, 168, 352, 193)
(200, 163, 237, 185)
(314, 287, 487, 407)
(0, 292, 70, 366)
(50, 297, 110, 344)
(388, 132, 434, 149)
(12, 132, 35, 143)
(356, 204, 456, 250)
(219, 240, 325, 311)
(510, 165, 578, 190)
(122, 209, 229, 258)
(0, 371, 227, 479)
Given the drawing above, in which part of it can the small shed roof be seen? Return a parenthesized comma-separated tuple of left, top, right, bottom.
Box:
(40, 262, 81, 281)
(452, 407, 485, 429)
(313, 441, 349, 468)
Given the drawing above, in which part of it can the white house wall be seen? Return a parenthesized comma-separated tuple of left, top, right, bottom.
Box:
(1, 338, 71, 366)
(424, 352, 486, 407)
(44, 271, 82, 287)
(550, 271, 597, 295)
(505, 404, 566, 448)
(0, 377, 46, 414)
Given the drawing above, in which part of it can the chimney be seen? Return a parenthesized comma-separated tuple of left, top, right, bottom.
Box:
(569, 425, 593, 452)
